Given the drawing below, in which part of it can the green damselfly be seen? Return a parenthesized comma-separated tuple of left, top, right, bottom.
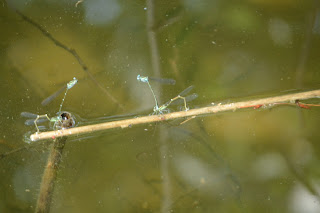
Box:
(137, 75, 176, 112)
(137, 75, 197, 114)
(153, 85, 198, 114)
(22, 77, 78, 133)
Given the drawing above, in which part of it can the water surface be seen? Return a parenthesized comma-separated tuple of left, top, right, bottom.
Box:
(0, 0, 320, 212)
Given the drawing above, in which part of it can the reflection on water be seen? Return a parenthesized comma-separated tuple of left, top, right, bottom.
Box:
(0, 0, 320, 212)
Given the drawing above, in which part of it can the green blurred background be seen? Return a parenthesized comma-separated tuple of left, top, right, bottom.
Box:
(0, 0, 320, 212)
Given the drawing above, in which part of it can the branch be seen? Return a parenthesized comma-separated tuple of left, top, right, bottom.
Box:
(35, 137, 67, 213)
(30, 89, 320, 142)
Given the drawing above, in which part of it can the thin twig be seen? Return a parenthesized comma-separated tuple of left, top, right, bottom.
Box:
(0, 140, 49, 160)
(35, 136, 67, 213)
(146, 0, 161, 79)
(30, 89, 320, 142)
(155, 9, 182, 33)
(15, 10, 124, 110)
(146, 1, 171, 212)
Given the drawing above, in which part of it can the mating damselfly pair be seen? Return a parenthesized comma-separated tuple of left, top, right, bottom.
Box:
(22, 75, 197, 134)
(137, 75, 198, 114)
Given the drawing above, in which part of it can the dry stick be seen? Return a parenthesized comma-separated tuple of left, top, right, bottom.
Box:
(35, 136, 67, 213)
(30, 89, 320, 142)
(15, 10, 124, 110)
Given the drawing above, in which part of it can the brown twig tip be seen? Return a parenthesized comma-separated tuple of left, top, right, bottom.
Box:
(30, 89, 320, 142)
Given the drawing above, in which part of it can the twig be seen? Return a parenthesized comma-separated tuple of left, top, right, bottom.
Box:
(30, 89, 320, 142)
(146, 0, 161, 79)
(146, 1, 171, 212)
(0, 140, 49, 160)
(75, 0, 83, 7)
(15, 10, 124, 110)
(35, 136, 67, 213)
(155, 9, 182, 33)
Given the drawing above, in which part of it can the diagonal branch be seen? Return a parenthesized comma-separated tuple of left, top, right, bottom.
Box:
(30, 89, 320, 142)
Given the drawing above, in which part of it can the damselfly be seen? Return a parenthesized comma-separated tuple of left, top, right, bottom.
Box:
(153, 85, 198, 114)
(137, 75, 176, 111)
(23, 77, 78, 133)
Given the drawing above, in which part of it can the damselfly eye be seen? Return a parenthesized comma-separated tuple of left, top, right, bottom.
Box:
(61, 112, 69, 120)
(57, 112, 75, 129)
